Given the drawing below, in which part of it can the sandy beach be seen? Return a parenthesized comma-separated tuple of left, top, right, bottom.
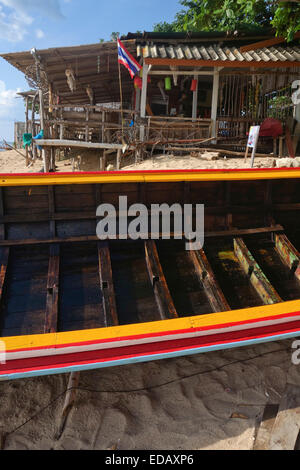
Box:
(0, 149, 277, 173)
(0, 149, 300, 450)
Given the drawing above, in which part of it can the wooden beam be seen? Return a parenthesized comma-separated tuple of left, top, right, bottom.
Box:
(0, 247, 9, 300)
(48, 185, 56, 238)
(149, 70, 215, 76)
(269, 385, 300, 450)
(98, 241, 118, 327)
(145, 58, 300, 69)
(44, 244, 60, 334)
(275, 234, 300, 280)
(0, 246, 9, 336)
(145, 240, 178, 320)
(0, 188, 5, 241)
(189, 248, 230, 312)
(34, 139, 123, 150)
(240, 32, 300, 53)
(234, 238, 282, 305)
(0, 225, 284, 248)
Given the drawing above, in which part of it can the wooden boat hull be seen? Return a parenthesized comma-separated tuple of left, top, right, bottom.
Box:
(1, 169, 300, 381)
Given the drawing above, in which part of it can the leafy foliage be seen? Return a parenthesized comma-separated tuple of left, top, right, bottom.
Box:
(154, 1, 300, 40)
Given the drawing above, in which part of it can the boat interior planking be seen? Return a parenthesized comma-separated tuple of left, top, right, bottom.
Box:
(1, 169, 300, 380)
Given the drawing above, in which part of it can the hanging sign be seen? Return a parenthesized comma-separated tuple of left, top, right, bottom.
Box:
(247, 126, 260, 149)
(245, 125, 261, 168)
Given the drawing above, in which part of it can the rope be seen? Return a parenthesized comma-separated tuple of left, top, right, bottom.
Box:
(1, 344, 292, 445)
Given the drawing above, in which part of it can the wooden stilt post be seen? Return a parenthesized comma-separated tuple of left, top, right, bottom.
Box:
(31, 92, 38, 161)
(56, 371, 80, 440)
(38, 89, 49, 173)
(25, 96, 29, 166)
(116, 149, 121, 170)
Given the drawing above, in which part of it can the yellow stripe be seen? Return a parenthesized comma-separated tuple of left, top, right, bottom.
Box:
(3, 300, 300, 352)
(1, 169, 300, 187)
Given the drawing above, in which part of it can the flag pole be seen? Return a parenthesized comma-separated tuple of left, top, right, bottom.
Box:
(117, 36, 125, 145)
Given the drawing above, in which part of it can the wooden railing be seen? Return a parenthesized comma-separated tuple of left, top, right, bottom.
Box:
(47, 104, 138, 144)
(217, 117, 262, 139)
(145, 116, 212, 141)
(45, 105, 213, 145)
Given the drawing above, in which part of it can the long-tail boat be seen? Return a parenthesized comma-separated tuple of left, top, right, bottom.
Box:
(1, 168, 300, 381)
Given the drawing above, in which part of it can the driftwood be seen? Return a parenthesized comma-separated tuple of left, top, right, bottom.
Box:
(1, 140, 27, 160)
(254, 385, 300, 450)
(55, 372, 81, 440)
(167, 146, 274, 158)
(0, 432, 6, 450)
(269, 385, 300, 450)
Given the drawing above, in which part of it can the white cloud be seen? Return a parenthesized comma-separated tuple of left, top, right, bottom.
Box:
(0, 0, 64, 20)
(0, 0, 65, 42)
(0, 80, 22, 118)
(0, 80, 24, 140)
(0, 4, 33, 42)
(36, 28, 45, 39)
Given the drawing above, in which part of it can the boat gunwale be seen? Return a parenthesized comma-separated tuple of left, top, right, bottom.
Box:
(1, 167, 300, 186)
(2, 299, 300, 354)
(2, 167, 300, 371)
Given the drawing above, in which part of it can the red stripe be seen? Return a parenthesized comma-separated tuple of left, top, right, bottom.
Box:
(6, 310, 300, 354)
(117, 39, 141, 69)
(118, 57, 135, 78)
(1, 168, 300, 178)
(2, 320, 300, 376)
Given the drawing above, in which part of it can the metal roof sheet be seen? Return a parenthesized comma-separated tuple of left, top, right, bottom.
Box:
(138, 42, 300, 63)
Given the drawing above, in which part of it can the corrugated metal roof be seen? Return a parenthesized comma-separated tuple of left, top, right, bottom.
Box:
(137, 43, 300, 63)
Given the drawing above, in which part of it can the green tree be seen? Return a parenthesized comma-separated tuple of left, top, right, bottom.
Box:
(154, 1, 300, 40)
(111, 32, 120, 41)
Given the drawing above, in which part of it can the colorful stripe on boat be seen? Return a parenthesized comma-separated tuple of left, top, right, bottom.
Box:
(1, 168, 300, 187)
(1, 300, 300, 380)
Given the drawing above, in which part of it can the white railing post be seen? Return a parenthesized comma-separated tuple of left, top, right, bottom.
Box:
(140, 63, 149, 141)
(211, 67, 220, 140)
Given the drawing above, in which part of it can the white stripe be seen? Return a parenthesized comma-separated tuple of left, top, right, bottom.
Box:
(4, 314, 300, 362)
(2, 330, 300, 382)
(118, 44, 140, 71)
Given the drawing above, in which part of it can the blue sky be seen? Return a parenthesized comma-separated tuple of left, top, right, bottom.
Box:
(0, 0, 181, 140)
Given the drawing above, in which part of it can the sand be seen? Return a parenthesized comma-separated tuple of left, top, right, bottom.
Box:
(0, 149, 300, 451)
(0, 149, 277, 173)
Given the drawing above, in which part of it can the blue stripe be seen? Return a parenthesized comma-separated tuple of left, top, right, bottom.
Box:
(1, 330, 299, 381)
(118, 47, 139, 76)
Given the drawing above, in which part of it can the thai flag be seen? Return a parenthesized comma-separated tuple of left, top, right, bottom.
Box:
(118, 38, 141, 79)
